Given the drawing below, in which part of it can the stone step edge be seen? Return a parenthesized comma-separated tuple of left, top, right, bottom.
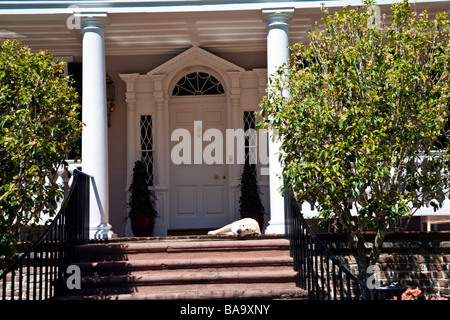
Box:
(79, 269, 298, 286)
(75, 256, 294, 271)
(56, 287, 308, 300)
(75, 239, 291, 255)
(89, 234, 285, 244)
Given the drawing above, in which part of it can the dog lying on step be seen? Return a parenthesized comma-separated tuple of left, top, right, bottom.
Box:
(207, 218, 261, 237)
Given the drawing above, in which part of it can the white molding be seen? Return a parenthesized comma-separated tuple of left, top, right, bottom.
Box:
(0, 1, 447, 15)
(148, 46, 244, 77)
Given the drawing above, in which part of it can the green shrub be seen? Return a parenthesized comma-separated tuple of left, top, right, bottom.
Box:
(0, 40, 82, 268)
(260, 0, 449, 282)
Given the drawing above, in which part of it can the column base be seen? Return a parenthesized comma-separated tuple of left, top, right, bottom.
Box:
(264, 220, 285, 235)
(90, 223, 116, 239)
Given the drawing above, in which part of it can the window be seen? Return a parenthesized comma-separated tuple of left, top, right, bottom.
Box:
(244, 111, 257, 174)
(140, 115, 154, 186)
(172, 72, 224, 96)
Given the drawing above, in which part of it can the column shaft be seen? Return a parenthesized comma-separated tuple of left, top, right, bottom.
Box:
(81, 14, 113, 239)
(263, 9, 293, 234)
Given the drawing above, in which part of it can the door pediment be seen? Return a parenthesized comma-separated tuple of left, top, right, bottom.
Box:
(147, 46, 245, 93)
(148, 46, 245, 76)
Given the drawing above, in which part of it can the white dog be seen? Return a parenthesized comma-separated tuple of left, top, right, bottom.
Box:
(207, 218, 261, 237)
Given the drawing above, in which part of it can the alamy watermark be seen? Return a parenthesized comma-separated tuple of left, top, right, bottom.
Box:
(171, 121, 270, 175)
(366, 264, 382, 289)
(66, 5, 81, 30)
(66, 265, 81, 290)
(367, 5, 381, 29)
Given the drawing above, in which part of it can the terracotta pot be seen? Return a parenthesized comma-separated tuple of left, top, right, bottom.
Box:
(130, 215, 155, 237)
(240, 212, 264, 231)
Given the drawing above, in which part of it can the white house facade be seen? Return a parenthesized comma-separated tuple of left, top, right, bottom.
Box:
(0, 0, 449, 238)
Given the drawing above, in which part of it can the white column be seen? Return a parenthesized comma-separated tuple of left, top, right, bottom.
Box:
(263, 8, 293, 234)
(81, 13, 113, 239)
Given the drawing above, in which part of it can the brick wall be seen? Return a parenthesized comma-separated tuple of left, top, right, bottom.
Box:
(318, 233, 450, 299)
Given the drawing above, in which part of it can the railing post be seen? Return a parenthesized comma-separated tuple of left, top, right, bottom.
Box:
(83, 173, 90, 244)
(284, 185, 290, 238)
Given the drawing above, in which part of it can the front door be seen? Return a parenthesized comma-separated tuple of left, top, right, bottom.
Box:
(169, 96, 229, 229)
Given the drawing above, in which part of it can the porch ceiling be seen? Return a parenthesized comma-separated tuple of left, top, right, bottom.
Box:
(0, 1, 448, 57)
(0, 9, 317, 57)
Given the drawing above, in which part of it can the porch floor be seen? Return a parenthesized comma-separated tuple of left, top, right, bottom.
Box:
(91, 233, 286, 243)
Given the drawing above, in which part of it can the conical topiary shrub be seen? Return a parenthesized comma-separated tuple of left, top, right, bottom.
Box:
(127, 160, 157, 236)
(239, 158, 264, 230)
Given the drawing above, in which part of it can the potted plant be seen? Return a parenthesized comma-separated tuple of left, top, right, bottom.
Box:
(127, 160, 158, 237)
(238, 158, 264, 231)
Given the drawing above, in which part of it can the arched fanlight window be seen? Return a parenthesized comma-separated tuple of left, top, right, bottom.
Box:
(172, 72, 224, 96)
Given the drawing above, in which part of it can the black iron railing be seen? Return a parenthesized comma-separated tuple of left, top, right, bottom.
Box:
(284, 188, 370, 300)
(0, 169, 90, 300)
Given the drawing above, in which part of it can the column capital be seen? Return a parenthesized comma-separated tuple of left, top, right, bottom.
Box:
(120, 73, 140, 92)
(262, 8, 294, 28)
(149, 73, 167, 93)
(79, 12, 109, 32)
(253, 68, 267, 88)
(226, 70, 244, 90)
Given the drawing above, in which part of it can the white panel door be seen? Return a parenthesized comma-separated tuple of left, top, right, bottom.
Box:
(169, 96, 229, 229)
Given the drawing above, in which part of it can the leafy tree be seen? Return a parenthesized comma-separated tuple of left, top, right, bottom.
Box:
(260, 0, 449, 284)
(0, 40, 82, 269)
